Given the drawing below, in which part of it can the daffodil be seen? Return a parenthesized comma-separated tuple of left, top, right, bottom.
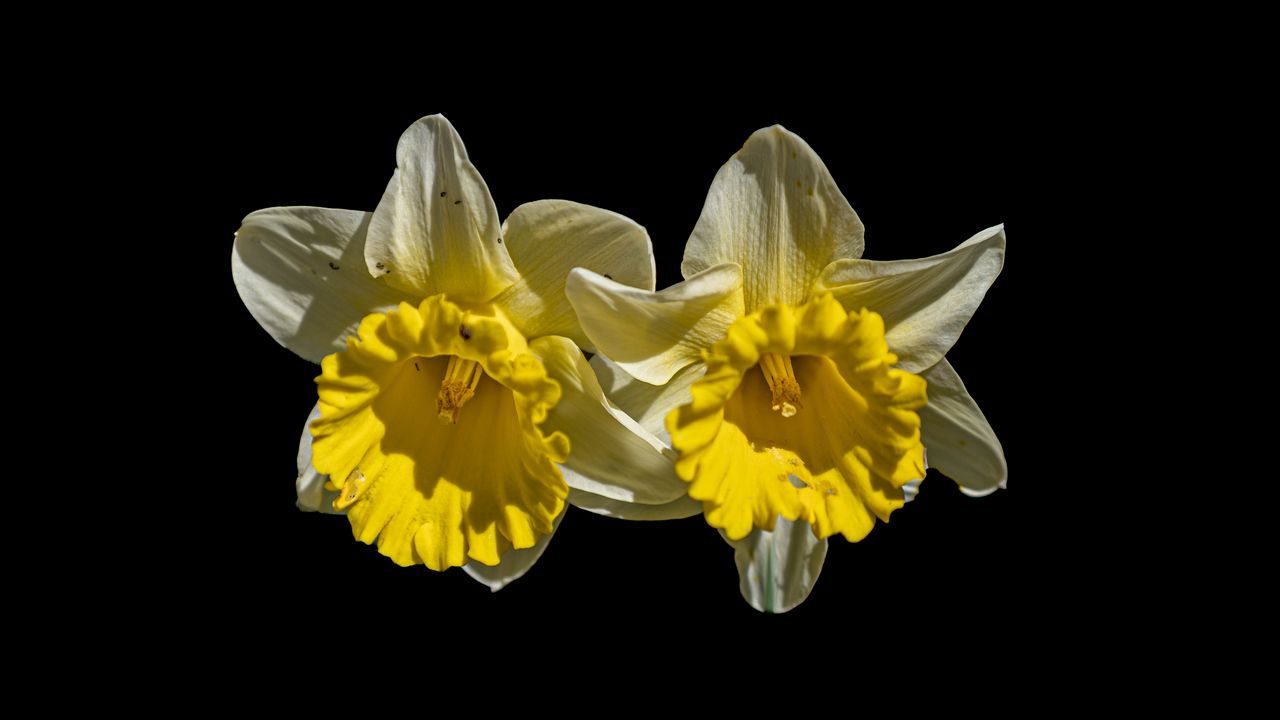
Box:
(565, 125, 1007, 612)
(232, 115, 667, 589)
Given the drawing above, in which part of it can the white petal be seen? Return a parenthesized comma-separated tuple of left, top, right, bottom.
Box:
(902, 478, 922, 504)
(364, 115, 517, 302)
(902, 448, 928, 503)
(565, 264, 743, 385)
(919, 358, 1007, 496)
(682, 125, 864, 312)
(463, 506, 566, 591)
(529, 337, 688, 504)
(232, 206, 416, 362)
(492, 200, 655, 350)
(723, 516, 828, 614)
(816, 225, 1006, 373)
(566, 484, 702, 521)
(589, 354, 705, 441)
(295, 402, 342, 514)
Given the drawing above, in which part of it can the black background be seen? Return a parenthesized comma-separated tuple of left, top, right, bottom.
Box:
(205, 81, 1060, 652)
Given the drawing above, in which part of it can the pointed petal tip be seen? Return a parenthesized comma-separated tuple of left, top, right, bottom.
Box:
(411, 112, 450, 128)
(959, 483, 1003, 498)
(462, 563, 512, 593)
(748, 123, 796, 142)
(566, 265, 617, 288)
(958, 473, 1010, 496)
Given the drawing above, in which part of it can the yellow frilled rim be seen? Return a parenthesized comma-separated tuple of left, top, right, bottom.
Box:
(666, 293, 928, 542)
(310, 295, 569, 571)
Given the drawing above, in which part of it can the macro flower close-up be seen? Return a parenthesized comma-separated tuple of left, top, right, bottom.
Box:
(231, 115, 668, 589)
(565, 125, 1008, 612)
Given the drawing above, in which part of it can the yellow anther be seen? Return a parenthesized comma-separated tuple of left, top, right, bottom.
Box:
(437, 355, 483, 424)
(760, 352, 802, 417)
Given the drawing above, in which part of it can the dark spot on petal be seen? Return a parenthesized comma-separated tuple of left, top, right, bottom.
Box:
(375, 261, 385, 270)
(454, 200, 462, 205)
(459, 325, 472, 340)
(496, 236, 503, 244)
(328, 261, 340, 270)
(385, 269, 392, 274)
(414, 361, 420, 371)
(603, 273, 613, 280)
(440, 191, 447, 197)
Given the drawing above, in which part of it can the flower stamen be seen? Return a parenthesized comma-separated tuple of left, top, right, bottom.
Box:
(760, 352, 802, 418)
(437, 355, 483, 424)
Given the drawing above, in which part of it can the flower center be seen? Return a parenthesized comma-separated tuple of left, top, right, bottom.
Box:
(760, 352, 802, 417)
(310, 294, 570, 571)
(666, 294, 927, 544)
(437, 355, 483, 423)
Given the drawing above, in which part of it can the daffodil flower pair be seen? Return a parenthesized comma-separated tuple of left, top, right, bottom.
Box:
(233, 116, 1007, 611)
(233, 115, 675, 589)
(565, 126, 1007, 612)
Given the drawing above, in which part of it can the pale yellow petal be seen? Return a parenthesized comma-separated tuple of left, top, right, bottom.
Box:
(530, 336, 688, 505)
(723, 516, 827, 614)
(295, 402, 340, 514)
(682, 125, 863, 312)
(919, 358, 1007, 496)
(565, 264, 744, 385)
(589, 354, 705, 441)
(816, 225, 1005, 373)
(364, 115, 517, 302)
(566, 485, 703, 521)
(232, 206, 416, 362)
(492, 200, 655, 350)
